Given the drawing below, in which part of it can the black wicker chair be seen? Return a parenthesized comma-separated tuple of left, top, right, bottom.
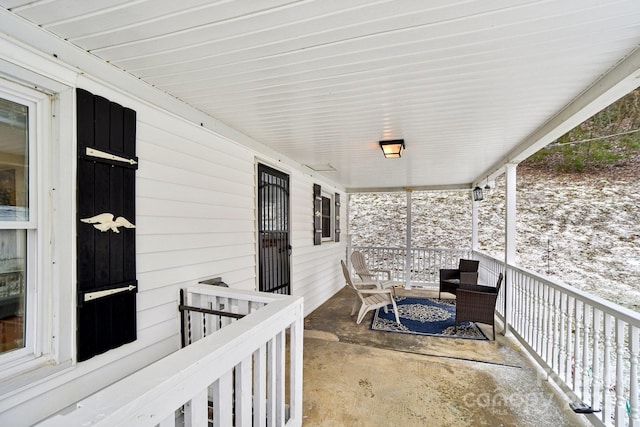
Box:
(439, 259, 479, 299)
(454, 273, 503, 340)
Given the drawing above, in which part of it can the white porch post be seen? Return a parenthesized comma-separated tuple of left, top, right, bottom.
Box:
(504, 163, 517, 336)
(472, 198, 479, 251)
(405, 189, 412, 289)
(346, 193, 352, 267)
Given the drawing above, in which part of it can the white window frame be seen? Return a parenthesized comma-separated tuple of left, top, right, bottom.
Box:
(0, 79, 55, 374)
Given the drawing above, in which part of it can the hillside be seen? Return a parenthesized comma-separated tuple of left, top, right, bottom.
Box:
(483, 160, 639, 311)
(349, 160, 640, 311)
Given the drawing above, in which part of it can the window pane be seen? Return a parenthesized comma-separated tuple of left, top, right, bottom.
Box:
(0, 98, 29, 221)
(0, 229, 26, 354)
(321, 196, 331, 238)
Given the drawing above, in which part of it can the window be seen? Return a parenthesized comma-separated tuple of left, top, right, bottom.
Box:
(313, 184, 341, 245)
(0, 83, 41, 365)
(0, 96, 31, 357)
(321, 194, 332, 239)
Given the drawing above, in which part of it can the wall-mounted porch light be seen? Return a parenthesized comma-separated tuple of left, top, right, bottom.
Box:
(379, 139, 405, 158)
(472, 186, 484, 201)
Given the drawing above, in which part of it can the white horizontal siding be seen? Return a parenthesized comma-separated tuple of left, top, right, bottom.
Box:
(136, 284, 179, 312)
(0, 29, 347, 425)
(137, 301, 178, 333)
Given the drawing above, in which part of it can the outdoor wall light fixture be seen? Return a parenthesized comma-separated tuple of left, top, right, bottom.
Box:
(379, 139, 405, 158)
(472, 186, 484, 201)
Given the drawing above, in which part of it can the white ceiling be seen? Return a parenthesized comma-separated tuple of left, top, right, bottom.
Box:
(2, 0, 640, 191)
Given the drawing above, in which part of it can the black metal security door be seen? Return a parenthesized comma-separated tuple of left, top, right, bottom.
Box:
(257, 164, 291, 294)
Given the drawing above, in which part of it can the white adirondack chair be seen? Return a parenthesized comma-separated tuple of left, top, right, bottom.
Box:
(351, 250, 397, 296)
(341, 260, 400, 325)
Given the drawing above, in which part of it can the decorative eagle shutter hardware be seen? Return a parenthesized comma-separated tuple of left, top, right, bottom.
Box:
(81, 213, 135, 233)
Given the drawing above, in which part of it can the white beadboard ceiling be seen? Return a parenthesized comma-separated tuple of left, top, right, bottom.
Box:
(2, 0, 640, 192)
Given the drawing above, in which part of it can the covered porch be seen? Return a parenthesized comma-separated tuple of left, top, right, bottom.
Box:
(303, 285, 589, 426)
(0, 1, 639, 426)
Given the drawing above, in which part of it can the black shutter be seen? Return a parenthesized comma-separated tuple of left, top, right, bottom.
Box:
(76, 88, 138, 362)
(313, 184, 321, 245)
(334, 192, 340, 242)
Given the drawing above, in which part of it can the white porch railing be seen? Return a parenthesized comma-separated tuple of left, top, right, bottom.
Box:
(350, 246, 472, 285)
(350, 245, 639, 427)
(476, 252, 639, 427)
(39, 286, 304, 427)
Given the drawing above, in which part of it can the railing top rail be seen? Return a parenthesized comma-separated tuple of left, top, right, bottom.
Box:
(183, 284, 291, 304)
(351, 246, 472, 253)
(41, 294, 303, 426)
(474, 250, 640, 327)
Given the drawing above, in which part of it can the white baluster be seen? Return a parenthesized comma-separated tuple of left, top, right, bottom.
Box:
(573, 299, 582, 395)
(266, 337, 276, 426)
(615, 319, 626, 425)
(552, 288, 561, 373)
(213, 370, 233, 427)
(535, 280, 543, 353)
(515, 275, 523, 334)
(526, 277, 534, 344)
(566, 296, 574, 386)
(591, 308, 602, 412)
(541, 281, 548, 353)
(602, 314, 614, 424)
(184, 389, 208, 427)
(429, 250, 435, 283)
(558, 292, 567, 381)
(544, 284, 552, 363)
(289, 307, 304, 425)
(582, 305, 591, 401)
(540, 283, 547, 360)
(253, 345, 267, 427)
(236, 356, 252, 426)
(629, 325, 639, 427)
(521, 276, 526, 342)
(275, 331, 286, 426)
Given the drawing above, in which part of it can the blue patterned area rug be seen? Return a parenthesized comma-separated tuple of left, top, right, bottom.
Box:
(371, 296, 488, 340)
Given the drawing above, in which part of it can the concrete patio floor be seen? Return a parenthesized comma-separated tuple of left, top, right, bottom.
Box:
(302, 286, 591, 427)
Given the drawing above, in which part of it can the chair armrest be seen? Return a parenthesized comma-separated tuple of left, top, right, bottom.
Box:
(371, 269, 391, 280)
(456, 289, 499, 308)
(377, 280, 396, 290)
(359, 288, 394, 295)
(459, 283, 497, 294)
(353, 280, 378, 290)
(356, 272, 377, 281)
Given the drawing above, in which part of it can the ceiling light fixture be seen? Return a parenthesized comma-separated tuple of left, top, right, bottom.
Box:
(379, 139, 405, 158)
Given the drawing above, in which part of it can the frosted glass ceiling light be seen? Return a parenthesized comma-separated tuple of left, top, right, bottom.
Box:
(379, 139, 405, 158)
